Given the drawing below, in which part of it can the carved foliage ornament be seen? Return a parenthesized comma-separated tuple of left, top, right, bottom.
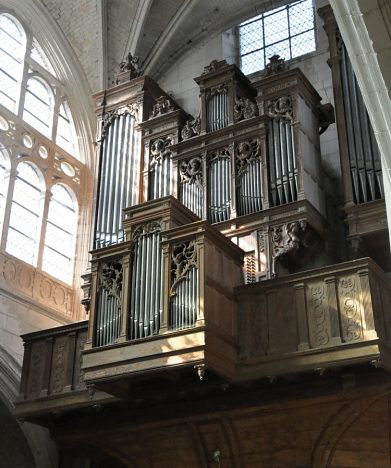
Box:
(271, 220, 307, 277)
(149, 136, 172, 170)
(149, 96, 175, 119)
(208, 147, 231, 165)
(119, 53, 141, 76)
(267, 96, 293, 120)
(170, 241, 197, 296)
(202, 59, 227, 75)
(132, 221, 162, 242)
(181, 117, 201, 140)
(265, 54, 287, 75)
(100, 103, 140, 141)
(234, 98, 257, 122)
(99, 260, 123, 304)
(205, 83, 228, 100)
(179, 157, 203, 186)
(235, 139, 261, 177)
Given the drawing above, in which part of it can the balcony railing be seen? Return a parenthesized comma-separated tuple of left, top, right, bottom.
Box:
(236, 257, 391, 380)
(15, 321, 115, 416)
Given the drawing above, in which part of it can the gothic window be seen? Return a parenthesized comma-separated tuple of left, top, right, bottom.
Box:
(239, 0, 316, 75)
(23, 76, 54, 137)
(0, 145, 10, 233)
(6, 162, 44, 265)
(42, 184, 78, 283)
(0, 14, 26, 112)
(0, 12, 87, 286)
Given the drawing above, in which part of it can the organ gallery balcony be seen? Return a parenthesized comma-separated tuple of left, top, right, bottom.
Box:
(81, 197, 244, 393)
(15, 233, 391, 418)
(236, 257, 391, 380)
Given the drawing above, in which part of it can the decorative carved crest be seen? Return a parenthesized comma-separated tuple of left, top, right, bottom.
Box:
(267, 96, 293, 120)
(235, 139, 261, 177)
(99, 261, 123, 304)
(265, 54, 287, 75)
(205, 83, 228, 100)
(132, 221, 162, 242)
(179, 157, 203, 186)
(170, 241, 198, 296)
(208, 147, 231, 165)
(181, 117, 201, 140)
(202, 59, 227, 75)
(234, 98, 257, 122)
(100, 103, 140, 141)
(149, 96, 175, 119)
(119, 53, 141, 77)
(149, 136, 172, 169)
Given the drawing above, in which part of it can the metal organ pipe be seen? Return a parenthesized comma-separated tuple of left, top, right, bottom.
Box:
(340, 43, 383, 203)
(129, 225, 163, 339)
(95, 113, 140, 249)
(268, 117, 298, 207)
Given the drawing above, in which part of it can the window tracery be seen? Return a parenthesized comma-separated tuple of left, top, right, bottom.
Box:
(0, 12, 86, 286)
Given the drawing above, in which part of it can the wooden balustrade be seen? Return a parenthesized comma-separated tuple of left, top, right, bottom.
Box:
(236, 257, 391, 380)
(15, 321, 116, 416)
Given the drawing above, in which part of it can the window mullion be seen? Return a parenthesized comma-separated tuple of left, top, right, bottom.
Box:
(36, 186, 51, 270)
(52, 88, 61, 142)
(0, 165, 17, 249)
(17, 34, 32, 118)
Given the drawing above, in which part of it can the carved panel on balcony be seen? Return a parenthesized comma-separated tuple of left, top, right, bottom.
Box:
(337, 276, 363, 342)
(307, 282, 330, 348)
(27, 341, 45, 399)
(50, 336, 68, 394)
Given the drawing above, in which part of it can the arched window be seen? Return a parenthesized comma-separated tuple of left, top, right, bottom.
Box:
(6, 162, 44, 265)
(0, 145, 10, 232)
(56, 102, 77, 156)
(0, 11, 89, 293)
(42, 184, 78, 284)
(23, 77, 54, 138)
(0, 14, 26, 112)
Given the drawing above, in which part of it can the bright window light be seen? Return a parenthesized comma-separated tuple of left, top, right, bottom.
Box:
(239, 0, 316, 75)
(42, 184, 78, 283)
(6, 162, 43, 265)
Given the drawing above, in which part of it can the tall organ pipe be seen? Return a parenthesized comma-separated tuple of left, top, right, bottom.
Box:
(95, 113, 140, 248)
(129, 225, 163, 339)
(267, 117, 297, 206)
(340, 43, 383, 203)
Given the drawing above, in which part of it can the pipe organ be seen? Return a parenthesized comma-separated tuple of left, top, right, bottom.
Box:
(319, 6, 388, 269)
(86, 55, 335, 355)
(339, 42, 383, 204)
